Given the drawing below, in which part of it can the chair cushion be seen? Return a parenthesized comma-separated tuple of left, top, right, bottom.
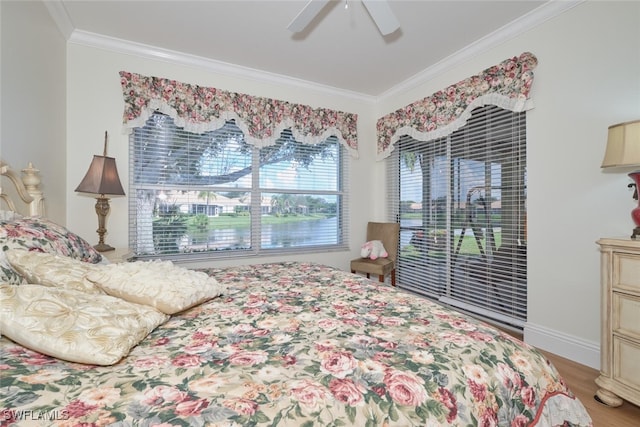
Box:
(366, 222, 400, 262)
(350, 257, 395, 276)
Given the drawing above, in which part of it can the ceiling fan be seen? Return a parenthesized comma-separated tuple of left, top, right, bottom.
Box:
(287, 0, 400, 36)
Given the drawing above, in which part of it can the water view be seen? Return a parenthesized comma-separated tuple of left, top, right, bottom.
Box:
(181, 216, 339, 251)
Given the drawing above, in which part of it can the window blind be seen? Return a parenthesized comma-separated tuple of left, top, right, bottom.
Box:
(388, 105, 527, 329)
(129, 112, 348, 260)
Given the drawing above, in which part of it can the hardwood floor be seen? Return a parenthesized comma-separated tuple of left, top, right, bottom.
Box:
(497, 327, 639, 425)
(541, 350, 640, 426)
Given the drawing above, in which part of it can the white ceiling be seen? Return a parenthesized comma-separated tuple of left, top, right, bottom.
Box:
(50, 0, 560, 97)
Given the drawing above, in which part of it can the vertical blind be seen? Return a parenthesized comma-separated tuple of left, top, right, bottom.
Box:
(388, 105, 527, 329)
(129, 112, 348, 259)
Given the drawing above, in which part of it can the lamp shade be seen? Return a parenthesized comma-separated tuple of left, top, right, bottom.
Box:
(75, 155, 125, 196)
(601, 119, 640, 168)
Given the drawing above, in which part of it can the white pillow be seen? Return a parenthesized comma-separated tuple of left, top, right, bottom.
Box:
(0, 284, 168, 366)
(6, 249, 104, 294)
(0, 210, 22, 220)
(85, 260, 226, 314)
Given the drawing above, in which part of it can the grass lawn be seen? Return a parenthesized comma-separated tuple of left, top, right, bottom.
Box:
(185, 213, 331, 231)
(401, 231, 503, 260)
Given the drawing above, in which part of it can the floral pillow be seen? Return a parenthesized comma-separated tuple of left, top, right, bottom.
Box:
(0, 283, 168, 365)
(0, 218, 103, 285)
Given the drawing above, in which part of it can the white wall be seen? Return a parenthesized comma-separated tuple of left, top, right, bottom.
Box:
(376, 1, 640, 368)
(0, 0, 66, 223)
(66, 43, 376, 271)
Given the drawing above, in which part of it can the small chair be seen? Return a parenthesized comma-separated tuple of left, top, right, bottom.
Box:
(351, 222, 400, 286)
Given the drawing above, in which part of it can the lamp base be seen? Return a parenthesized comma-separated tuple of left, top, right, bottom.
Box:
(94, 243, 115, 252)
(94, 196, 114, 252)
(630, 172, 640, 240)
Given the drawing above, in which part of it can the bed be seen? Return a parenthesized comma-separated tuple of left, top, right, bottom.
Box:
(0, 160, 593, 426)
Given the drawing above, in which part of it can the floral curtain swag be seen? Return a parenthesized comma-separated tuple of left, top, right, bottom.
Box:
(119, 71, 359, 157)
(376, 51, 538, 160)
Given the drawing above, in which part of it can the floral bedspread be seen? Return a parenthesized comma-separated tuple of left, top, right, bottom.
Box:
(1, 262, 592, 426)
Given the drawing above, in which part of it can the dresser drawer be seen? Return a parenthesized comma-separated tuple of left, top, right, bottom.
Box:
(613, 336, 640, 391)
(613, 293, 640, 339)
(597, 238, 640, 407)
(613, 252, 640, 293)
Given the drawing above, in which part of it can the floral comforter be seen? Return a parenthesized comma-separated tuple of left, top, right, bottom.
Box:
(1, 262, 592, 426)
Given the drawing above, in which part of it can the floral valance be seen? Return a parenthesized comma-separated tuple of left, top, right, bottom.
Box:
(119, 71, 359, 157)
(376, 52, 538, 160)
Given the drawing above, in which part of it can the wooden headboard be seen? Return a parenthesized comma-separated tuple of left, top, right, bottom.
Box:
(0, 160, 45, 217)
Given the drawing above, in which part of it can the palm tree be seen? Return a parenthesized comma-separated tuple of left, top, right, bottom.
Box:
(271, 194, 295, 216)
(197, 191, 217, 215)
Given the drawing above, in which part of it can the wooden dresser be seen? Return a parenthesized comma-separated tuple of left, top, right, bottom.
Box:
(595, 237, 640, 407)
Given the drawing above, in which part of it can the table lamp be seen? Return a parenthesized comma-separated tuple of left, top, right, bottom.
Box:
(601, 119, 640, 239)
(75, 131, 126, 251)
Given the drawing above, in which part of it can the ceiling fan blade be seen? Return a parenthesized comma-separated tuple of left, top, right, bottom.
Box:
(287, 0, 331, 33)
(362, 0, 400, 36)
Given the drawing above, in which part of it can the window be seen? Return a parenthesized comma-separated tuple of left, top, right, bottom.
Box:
(129, 112, 348, 259)
(388, 105, 527, 329)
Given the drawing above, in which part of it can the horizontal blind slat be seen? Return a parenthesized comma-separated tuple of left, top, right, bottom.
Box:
(129, 112, 348, 259)
(388, 105, 527, 330)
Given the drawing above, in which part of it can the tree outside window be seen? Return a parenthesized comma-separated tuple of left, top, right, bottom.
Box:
(130, 112, 347, 258)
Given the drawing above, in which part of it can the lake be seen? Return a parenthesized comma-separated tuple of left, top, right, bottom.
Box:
(182, 217, 339, 251)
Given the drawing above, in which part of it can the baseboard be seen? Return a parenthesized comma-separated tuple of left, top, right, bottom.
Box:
(523, 322, 600, 370)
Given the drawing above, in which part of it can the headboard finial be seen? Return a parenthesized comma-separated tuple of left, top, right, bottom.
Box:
(0, 160, 45, 217)
(21, 163, 41, 190)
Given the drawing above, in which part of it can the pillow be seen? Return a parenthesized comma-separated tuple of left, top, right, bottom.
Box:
(0, 210, 22, 221)
(85, 260, 226, 314)
(0, 283, 168, 366)
(0, 217, 103, 285)
(6, 250, 104, 294)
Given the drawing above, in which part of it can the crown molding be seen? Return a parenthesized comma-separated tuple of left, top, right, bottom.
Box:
(66, 31, 376, 104)
(43, 0, 74, 39)
(46, 0, 582, 105)
(378, 0, 584, 101)
(45, 0, 373, 103)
